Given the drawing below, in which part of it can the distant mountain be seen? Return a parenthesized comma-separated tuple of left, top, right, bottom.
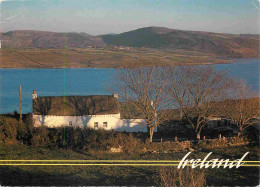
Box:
(105, 33, 117, 36)
(1, 27, 259, 57)
(101, 27, 259, 57)
(0, 30, 104, 48)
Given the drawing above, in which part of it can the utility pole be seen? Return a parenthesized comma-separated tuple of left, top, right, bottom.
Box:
(19, 85, 22, 122)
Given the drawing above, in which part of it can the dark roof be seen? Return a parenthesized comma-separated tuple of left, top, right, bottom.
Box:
(33, 95, 120, 116)
(119, 103, 178, 119)
(119, 102, 144, 119)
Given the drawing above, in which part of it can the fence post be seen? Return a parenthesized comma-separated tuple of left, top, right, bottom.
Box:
(63, 126, 66, 146)
(19, 85, 22, 122)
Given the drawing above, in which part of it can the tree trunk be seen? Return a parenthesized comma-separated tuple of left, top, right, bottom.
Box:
(196, 132, 201, 140)
(238, 127, 243, 137)
(195, 128, 201, 140)
(149, 127, 155, 142)
(180, 108, 183, 120)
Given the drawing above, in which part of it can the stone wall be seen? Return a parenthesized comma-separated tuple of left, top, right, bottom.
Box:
(109, 136, 249, 153)
(197, 136, 249, 149)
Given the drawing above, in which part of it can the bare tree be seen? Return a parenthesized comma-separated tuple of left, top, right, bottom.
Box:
(167, 66, 233, 139)
(114, 67, 170, 142)
(222, 80, 259, 136)
(166, 67, 190, 120)
(33, 97, 52, 126)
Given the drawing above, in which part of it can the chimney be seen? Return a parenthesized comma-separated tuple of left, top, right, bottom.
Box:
(113, 93, 119, 99)
(32, 90, 37, 99)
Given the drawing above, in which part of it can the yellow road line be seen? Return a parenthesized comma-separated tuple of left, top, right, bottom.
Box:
(0, 160, 173, 161)
(0, 160, 259, 162)
(0, 163, 259, 166)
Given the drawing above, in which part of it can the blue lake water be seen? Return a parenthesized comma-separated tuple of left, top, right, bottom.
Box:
(0, 58, 259, 114)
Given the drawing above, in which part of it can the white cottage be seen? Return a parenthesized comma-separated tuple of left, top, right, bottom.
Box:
(32, 90, 147, 132)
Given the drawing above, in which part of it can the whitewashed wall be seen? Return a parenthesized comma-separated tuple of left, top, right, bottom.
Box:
(33, 113, 150, 132)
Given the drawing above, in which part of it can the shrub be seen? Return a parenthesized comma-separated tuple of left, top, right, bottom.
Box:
(196, 136, 249, 149)
(0, 117, 18, 143)
(80, 129, 113, 151)
(48, 128, 61, 146)
(0, 116, 35, 144)
(145, 140, 184, 153)
(113, 133, 124, 147)
(0, 118, 148, 152)
(121, 133, 144, 154)
(31, 126, 50, 147)
(24, 113, 34, 130)
(17, 121, 28, 142)
(72, 128, 82, 148)
(63, 127, 75, 147)
(0, 122, 4, 142)
(158, 167, 206, 187)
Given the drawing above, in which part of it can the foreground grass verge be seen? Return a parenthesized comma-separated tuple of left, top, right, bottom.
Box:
(0, 143, 259, 186)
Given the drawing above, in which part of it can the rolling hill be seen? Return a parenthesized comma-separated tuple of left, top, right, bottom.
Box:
(1, 27, 259, 57)
(0, 30, 104, 48)
(101, 27, 259, 57)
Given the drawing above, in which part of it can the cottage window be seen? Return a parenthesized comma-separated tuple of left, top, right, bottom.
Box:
(94, 122, 99, 129)
(69, 121, 72, 126)
(103, 122, 108, 128)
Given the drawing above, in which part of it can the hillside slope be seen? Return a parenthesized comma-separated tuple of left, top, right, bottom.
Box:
(101, 27, 259, 57)
(1, 27, 259, 57)
(1, 30, 104, 48)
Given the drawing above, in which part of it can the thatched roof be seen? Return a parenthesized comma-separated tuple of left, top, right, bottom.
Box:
(33, 95, 120, 116)
(119, 102, 144, 119)
(119, 102, 180, 120)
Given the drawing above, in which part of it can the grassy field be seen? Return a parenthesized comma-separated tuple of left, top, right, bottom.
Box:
(0, 48, 232, 69)
(0, 143, 259, 186)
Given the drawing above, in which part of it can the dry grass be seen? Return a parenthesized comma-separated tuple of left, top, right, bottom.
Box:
(0, 48, 231, 69)
(0, 144, 259, 186)
(158, 167, 206, 187)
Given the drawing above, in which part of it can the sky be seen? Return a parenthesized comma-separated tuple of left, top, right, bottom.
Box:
(0, 0, 259, 35)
